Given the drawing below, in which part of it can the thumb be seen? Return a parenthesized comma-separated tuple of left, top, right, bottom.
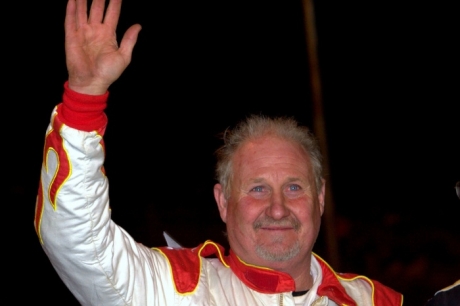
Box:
(119, 24, 142, 64)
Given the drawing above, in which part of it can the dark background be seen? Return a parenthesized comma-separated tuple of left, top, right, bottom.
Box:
(8, 0, 459, 305)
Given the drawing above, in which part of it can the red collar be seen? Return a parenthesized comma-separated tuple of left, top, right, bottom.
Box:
(226, 249, 296, 293)
(315, 254, 356, 305)
(158, 240, 360, 304)
(226, 249, 355, 304)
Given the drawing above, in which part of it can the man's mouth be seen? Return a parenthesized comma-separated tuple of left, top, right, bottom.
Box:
(254, 217, 300, 231)
(260, 226, 293, 231)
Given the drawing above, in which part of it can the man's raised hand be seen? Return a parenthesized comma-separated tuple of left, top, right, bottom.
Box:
(65, 0, 141, 95)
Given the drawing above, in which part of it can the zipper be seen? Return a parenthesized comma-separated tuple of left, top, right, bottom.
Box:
(279, 293, 283, 306)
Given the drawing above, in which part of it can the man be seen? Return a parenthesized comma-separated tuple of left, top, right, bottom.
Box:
(425, 280, 460, 306)
(35, 0, 403, 304)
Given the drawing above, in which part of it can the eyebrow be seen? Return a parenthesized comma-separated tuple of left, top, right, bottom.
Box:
(285, 177, 307, 184)
(248, 177, 306, 185)
(248, 178, 265, 184)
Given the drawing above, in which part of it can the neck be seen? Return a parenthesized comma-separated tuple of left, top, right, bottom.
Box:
(292, 270, 313, 291)
(270, 254, 313, 291)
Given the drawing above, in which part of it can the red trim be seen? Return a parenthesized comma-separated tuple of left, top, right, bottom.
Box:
(157, 241, 402, 305)
(58, 81, 108, 132)
(34, 179, 44, 243)
(371, 278, 404, 305)
(227, 249, 295, 293)
(157, 241, 295, 294)
(315, 254, 403, 305)
(45, 116, 71, 209)
(316, 255, 356, 305)
(156, 241, 229, 294)
(155, 246, 202, 294)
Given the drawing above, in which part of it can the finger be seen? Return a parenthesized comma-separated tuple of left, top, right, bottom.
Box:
(118, 24, 142, 63)
(104, 0, 122, 29)
(65, 0, 77, 33)
(88, 0, 105, 24)
(75, 0, 88, 27)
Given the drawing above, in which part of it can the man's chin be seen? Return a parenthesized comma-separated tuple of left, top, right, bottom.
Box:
(255, 241, 300, 262)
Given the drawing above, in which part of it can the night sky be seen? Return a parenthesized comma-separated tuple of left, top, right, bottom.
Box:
(9, 1, 459, 305)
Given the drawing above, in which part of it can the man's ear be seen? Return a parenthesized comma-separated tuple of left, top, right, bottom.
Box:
(214, 183, 228, 223)
(318, 179, 326, 216)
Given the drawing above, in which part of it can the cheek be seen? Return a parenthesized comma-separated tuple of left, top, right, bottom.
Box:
(291, 197, 321, 222)
(227, 197, 263, 228)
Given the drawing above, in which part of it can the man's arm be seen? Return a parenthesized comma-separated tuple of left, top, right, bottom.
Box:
(33, 1, 164, 305)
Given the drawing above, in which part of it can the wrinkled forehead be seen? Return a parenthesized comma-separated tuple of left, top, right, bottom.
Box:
(232, 135, 313, 177)
(237, 135, 310, 159)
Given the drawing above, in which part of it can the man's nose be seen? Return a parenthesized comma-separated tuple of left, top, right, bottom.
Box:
(266, 191, 290, 220)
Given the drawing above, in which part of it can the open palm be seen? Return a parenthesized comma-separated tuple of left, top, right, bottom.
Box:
(65, 0, 141, 95)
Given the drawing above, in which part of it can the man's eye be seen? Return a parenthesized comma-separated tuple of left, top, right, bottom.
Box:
(288, 185, 301, 191)
(251, 186, 264, 192)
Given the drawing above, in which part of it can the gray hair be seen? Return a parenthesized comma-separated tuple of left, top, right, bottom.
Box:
(215, 115, 324, 198)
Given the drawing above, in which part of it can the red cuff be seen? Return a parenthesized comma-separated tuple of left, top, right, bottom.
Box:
(58, 81, 108, 132)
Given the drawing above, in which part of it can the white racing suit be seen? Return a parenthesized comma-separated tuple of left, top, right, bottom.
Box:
(35, 83, 403, 306)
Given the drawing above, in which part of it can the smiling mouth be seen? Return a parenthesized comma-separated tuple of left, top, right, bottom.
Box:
(254, 217, 301, 231)
(260, 226, 293, 231)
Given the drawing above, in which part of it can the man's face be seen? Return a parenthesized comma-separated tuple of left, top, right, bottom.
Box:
(214, 135, 325, 271)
